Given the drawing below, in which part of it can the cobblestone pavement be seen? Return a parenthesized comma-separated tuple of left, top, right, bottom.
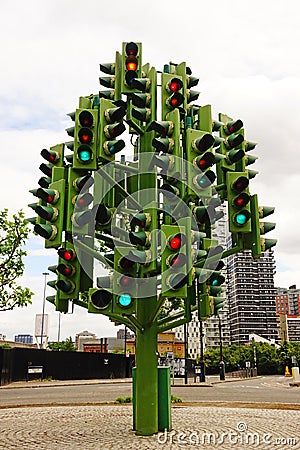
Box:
(0, 405, 299, 450)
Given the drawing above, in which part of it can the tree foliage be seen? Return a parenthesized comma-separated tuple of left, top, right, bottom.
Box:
(202, 341, 300, 375)
(47, 337, 77, 352)
(0, 209, 34, 311)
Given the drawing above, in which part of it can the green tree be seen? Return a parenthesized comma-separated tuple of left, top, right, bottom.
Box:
(47, 337, 77, 352)
(0, 209, 34, 311)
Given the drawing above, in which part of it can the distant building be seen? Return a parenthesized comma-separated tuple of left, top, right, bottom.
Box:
(227, 248, 278, 345)
(117, 329, 135, 340)
(276, 285, 300, 316)
(287, 317, 300, 342)
(0, 333, 6, 341)
(277, 315, 300, 343)
(126, 332, 184, 358)
(14, 334, 33, 344)
(75, 330, 97, 351)
(83, 338, 108, 353)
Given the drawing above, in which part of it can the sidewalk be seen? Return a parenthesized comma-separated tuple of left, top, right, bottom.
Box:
(0, 375, 249, 390)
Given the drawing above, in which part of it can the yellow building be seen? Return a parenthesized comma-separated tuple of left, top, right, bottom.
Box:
(126, 332, 185, 358)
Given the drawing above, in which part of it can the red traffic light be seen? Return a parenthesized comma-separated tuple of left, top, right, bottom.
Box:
(34, 188, 59, 204)
(79, 110, 94, 128)
(193, 134, 215, 153)
(167, 233, 186, 250)
(58, 248, 76, 261)
(76, 192, 93, 209)
(57, 263, 75, 277)
(167, 92, 184, 109)
(194, 153, 215, 171)
(119, 275, 134, 290)
(233, 192, 250, 208)
(167, 253, 186, 269)
(78, 128, 93, 145)
(224, 119, 243, 135)
(40, 149, 59, 164)
(166, 78, 183, 93)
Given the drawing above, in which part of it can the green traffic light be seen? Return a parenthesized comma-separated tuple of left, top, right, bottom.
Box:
(118, 294, 133, 308)
(77, 145, 93, 163)
(234, 210, 251, 226)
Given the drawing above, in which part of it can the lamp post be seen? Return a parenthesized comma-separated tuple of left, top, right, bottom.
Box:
(199, 319, 206, 382)
(40, 272, 49, 349)
(219, 316, 225, 380)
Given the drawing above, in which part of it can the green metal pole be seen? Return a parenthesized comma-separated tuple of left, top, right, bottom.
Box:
(135, 297, 158, 435)
(135, 131, 159, 436)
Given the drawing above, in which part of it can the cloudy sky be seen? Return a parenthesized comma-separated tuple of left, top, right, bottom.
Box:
(1, 0, 299, 342)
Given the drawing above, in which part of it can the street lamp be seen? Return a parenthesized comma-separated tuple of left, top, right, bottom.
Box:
(219, 316, 225, 380)
(40, 272, 49, 349)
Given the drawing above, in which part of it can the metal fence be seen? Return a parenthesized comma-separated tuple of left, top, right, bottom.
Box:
(0, 347, 135, 386)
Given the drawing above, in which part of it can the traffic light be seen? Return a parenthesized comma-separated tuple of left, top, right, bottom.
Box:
(226, 171, 251, 233)
(121, 42, 142, 94)
(99, 51, 121, 100)
(128, 66, 157, 126)
(68, 108, 98, 170)
(215, 113, 245, 187)
(113, 247, 137, 315)
(88, 276, 113, 315)
(98, 98, 126, 163)
(242, 194, 277, 258)
(47, 243, 80, 312)
(161, 224, 190, 299)
(149, 108, 182, 181)
(185, 128, 216, 200)
(161, 73, 184, 120)
(38, 143, 65, 187)
(173, 62, 200, 113)
(66, 167, 94, 235)
(31, 178, 66, 248)
(93, 203, 114, 232)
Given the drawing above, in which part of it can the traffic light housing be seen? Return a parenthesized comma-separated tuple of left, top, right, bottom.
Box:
(161, 73, 184, 120)
(98, 98, 126, 163)
(113, 247, 137, 315)
(226, 171, 251, 233)
(88, 276, 113, 315)
(71, 108, 98, 170)
(242, 194, 277, 258)
(121, 42, 142, 94)
(149, 108, 182, 180)
(99, 51, 121, 100)
(47, 243, 81, 312)
(161, 224, 191, 299)
(66, 167, 94, 235)
(32, 177, 66, 248)
(185, 128, 216, 200)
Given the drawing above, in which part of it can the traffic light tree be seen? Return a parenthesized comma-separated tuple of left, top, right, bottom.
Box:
(28, 42, 276, 436)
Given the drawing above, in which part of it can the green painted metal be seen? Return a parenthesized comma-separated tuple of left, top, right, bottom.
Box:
(158, 366, 172, 431)
(135, 296, 158, 436)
